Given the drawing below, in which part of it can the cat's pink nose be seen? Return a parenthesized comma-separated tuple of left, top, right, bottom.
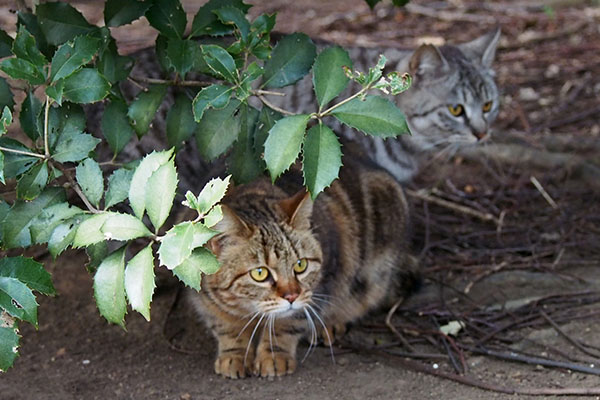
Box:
(283, 292, 299, 303)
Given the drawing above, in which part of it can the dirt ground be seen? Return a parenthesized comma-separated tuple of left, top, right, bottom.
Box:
(1, 0, 600, 399)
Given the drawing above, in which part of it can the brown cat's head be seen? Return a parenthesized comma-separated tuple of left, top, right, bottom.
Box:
(204, 190, 323, 319)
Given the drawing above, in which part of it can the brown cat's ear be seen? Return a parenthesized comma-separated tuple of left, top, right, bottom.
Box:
(207, 205, 251, 256)
(279, 190, 313, 230)
(409, 44, 449, 79)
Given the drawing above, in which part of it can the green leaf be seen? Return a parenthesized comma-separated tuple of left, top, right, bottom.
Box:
(72, 213, 110, 248)
(52, 129, 100, 163)
(102, 100, 134, 155)
(302, 124, 342, 199)
(104, 0, 151, 27)
(63, 68, 110, 104)
(48, 216, 84, 258)
(154, 34, 171, 72)
(0, 138, 38, 179)
(173, 248, 220, 291)
(93, 247, 126, 327)
(262, 33, 316, 89)
(0, 29, 13, 58)
(16, 161, 48, 201)
(254, 106, 282, 158)
(166, 39, 200, 77)
(0, 106, 12, 137)
(158, 222, 195, 269)
(204, 205, 223, 228)
(146, 159, 178, 232)
(105, 168, 134, 209)
(0, 277, 38, 326)
(76, 158, 103, 208)
(264, 114, 309, 181)
(102, 212, 152, 241)
(214, 7, 250, 42)
(331, 95, 409, 137)
(196, 175, 231, 215)
(0, 152, 4, 185)
(190, 0, 252, 37)
(192, 84, 232, 122)
(46, 102, 86, 150)
(0, 322, 20, 372)
(16, 12, 52, 58)
(85, 241, 108, 273)
(36, 3, 96, 46)
(0, 58, 46, 85)
(97, 40, 134, 83)
(167, 94, 197, 149)
(129, 149, 173, 220)
(201, 45, 238, 83)
(50, 35, 100, 82)
(313, 46, 352, 110)
(45, 79, 64, 105)
(124, 245, 155, 321)
(0, 77, 15, 113)
(195, 99, 241, 160)
(127, 85, 167, 138)
(19, 91, 42, 141)
(229, 105, 262, 184)
(13, 26, 47, 68)
(2, 187, 65, 249)
(145, 0, 187, 39)
(192, 222, 219, 248)
(0, 257, 55, 296)
(29, 202, 83, 245)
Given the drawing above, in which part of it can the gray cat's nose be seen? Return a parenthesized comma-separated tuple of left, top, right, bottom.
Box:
(473, 131, 487, 140)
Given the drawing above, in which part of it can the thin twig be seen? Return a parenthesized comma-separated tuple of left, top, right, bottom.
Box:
(43, 96, 51, 158)
(530, 176, 558, 210)
(52, 162, 101, 214)
(129, 75, 211, 88)
(540, 310, 600, 359)
(254, 89, 285, 97)
(0, 145, 45, 159)
(385, 297, 415, 352)
(256, 94, 295, 116)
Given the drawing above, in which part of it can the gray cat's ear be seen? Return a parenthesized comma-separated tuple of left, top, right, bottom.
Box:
(409, 44, 449, 79)
(459, 28, 501, 68)
(279, 190, 313, 230)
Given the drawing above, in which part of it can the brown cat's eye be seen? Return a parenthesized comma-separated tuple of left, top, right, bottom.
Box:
(482, 101, 493, 113)
(294, 258, 308, 274)
(250, 267, 270, 282)
(448, 104, 464, 117)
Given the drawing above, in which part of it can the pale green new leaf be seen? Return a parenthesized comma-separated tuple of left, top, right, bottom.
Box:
(30, 202, 83, 245)
(105, 168, 134, 209)
(262, 33, 316, 88)
(50, 35, 100, 82)
(196, 175, 231, 215)
(76, 158, 103, 208)
(124, 245, 155, 321)
(0, 277, 38, 326)
(191, 223, 219, 248)
(48, 216, 85, 258)
(72, 213, 110, 248)
(16, 161, 48, 201)
(263, 114, 309, 181)
(158, 221, 195, 270)
(101, 212, 152, 241)
(0, 257, 55, 296)
(302, 124, 342, 199)
(313, 46, 352, 110)
(203, 205, 223, 228)
(128, 149, 173, 220)
(146, 159, 178, 232)
(173, 248, 220, 291)
(93, 247, 126, 327)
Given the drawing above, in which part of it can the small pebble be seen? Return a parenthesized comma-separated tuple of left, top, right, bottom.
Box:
(82, 359, 90, 365)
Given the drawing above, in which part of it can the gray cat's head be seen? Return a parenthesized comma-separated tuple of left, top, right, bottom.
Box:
(396, 29, 501, 151)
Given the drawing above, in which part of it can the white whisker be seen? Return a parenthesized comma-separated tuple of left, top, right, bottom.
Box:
(236, 311, 260, 340)
(306, 305, 335, 363)
(244, 313, 266, 367)
(302, 308, 317, 362)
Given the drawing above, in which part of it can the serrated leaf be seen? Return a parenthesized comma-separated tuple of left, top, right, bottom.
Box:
(85, 241, 108, 273)
(146, 160, 178, 232)
(190, 0, 252, 37)
(214, 7, 250, 42)
(331, 95, 409, 137)
(45, 79, 64, 105)
(0, 138, 37, 179)
(302, 124, 342, 199)
(0, 257, 55, 296)
(104, 0, 151, 27)
(192, 84, 232, 122)
(76, 158, 103, 208)
(195, 99, 240, 160)
(0, 322, 20, 372)
(13, 26, 47, 68)
(0, 106, 12, 137)
(173, 248, 220, 291)
(105, 168, 134, 209)
(19, 91, 42, 141)
(192, 223, 219, 248)
(128, 149, 173, 220)
(16, 12, 52, 58)
(166, 38, 200, 77)
(254, 106, 282, 158)
(0, 77, 15, 113)
(313, 46, 352, 110)
(101, 212, 152, 241)
(97, 40, 134, 83)
(262, 33, 316, 89)
(204, 205, 223, 228)
(2, 187, 65, 249)
(0, 58, 46, 85)
(72, 213, 110, 248)
(158, 221, 195, 269)
(127, 84, 167, 138)
(196, 176, 231, 215)
(167, 94, 197, 149)
(93, 247, 126, 327)
(145, 0, 187, 40)
(16, 161, 48, 201)
(228, 105, 262, 184)
(52, 129, 100, 163)
(124, 245, 155, 321)
(0, 277, 38, 326)
(201, 45, 238, 83)
(102, 100, 134, 155)
(48, 216, 84, 258)
(30, 202, 83, 245)
(63, 68, 110, 104)
(50, 35, 100, 82)
(264, 114, 309, 181)
(36, 3, 96, 46)
(46, 102, 86, 150)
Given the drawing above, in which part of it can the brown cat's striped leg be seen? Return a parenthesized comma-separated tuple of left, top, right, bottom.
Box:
(213, 318, 259, 379)
(253, 318, 304, 378)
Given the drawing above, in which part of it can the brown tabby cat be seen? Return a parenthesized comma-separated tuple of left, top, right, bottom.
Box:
(189, 143, 419, 379)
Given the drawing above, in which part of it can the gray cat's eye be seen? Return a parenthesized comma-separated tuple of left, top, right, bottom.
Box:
(482, 101, 493, 113)
(448, 104, 464, 117)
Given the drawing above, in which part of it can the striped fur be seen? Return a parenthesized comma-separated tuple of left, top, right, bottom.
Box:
(189, 142, 419, 378)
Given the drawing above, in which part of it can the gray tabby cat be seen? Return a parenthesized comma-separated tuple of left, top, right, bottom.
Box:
(273, 29, 501, 182)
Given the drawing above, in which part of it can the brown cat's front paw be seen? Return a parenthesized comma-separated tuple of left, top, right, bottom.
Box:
(214, 355, 250, 379)
(253, 352, 297, 378)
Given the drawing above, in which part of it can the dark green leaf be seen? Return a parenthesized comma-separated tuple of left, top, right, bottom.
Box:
(0, 138, 38, 179)
(129, 149, 173, 220)
(0, 277, 38, 326)
(97, 40, 133, 83)
(201, 45, 238, 83)
(104, 0, 151, 27)
(166, 39, 200, 77)
(146, 159, 178, 232)
(365, 0, 382, 9)
(127, 85, 167, 138)
(63, 68, 110, 104)
(45, 79, 64, 105)
(0, 322, 20, 372)
(154, 34, 172, 72)
(0, 77, 15, 113)
(251, 13, 276, 36)
(145, 0, 187, 40)
(13, 26, 47, 68)
(214, 7, 250, 42)
(229, 105, 262, 184)
(167, 94, 197, 149)
(262, 33, 316, 89)
(0, 152, 4, 185)
(102, 100, 134, 155)
(190, 0, 252, 37)
(50, 35, 100, 82)
(16, 12, 52, 58)
(85, 241, 108, 273)
(0, 29, 13, 58)
(0, 257, 55, 296)
(52, 130, 101, 163)
(36, 3, 96, 46)
(46, 102, 86, 150)
(16, 161, 48, 201)
(392, 0, 410, 6)
(195, 99, 241, 160)
(124, 245, 155, 321)
(253, 106, 282, 158)
(105, 168, 134, 209)
(331, 95, 409, 137)
(76, 158, 103, 208)
(2, 187, 65, 249)
(192, 84, 232, 122)
(302, 124, 342, 199)
(0, 58, 46, 85)
(19, 92, 42, 141)
(93, 247, 126, 327)
(313, 46, 352, 110)
(29, 202, 83, 245)
(264, 114, 309, 181)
